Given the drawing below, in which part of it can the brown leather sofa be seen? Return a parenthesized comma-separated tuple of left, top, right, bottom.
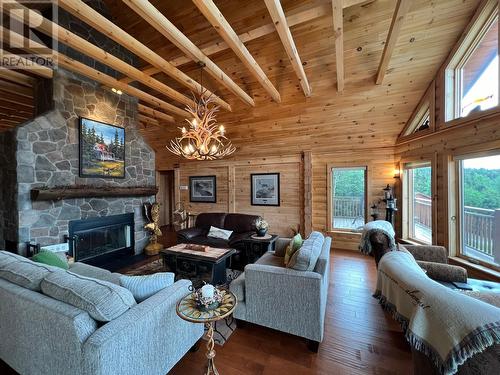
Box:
(177, 213, 261, 268)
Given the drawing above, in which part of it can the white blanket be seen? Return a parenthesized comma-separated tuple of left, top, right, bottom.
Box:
(359, 220, 396, 254)
(374, 251, 500, 374)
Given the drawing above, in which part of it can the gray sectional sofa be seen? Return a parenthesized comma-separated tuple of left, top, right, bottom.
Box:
(230, 231, 331, 352)
(0, 251, 203, 375)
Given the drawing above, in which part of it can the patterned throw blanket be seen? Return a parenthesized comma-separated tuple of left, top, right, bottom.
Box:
(359, 220, 396, 254)
(374, 251, 500, 374)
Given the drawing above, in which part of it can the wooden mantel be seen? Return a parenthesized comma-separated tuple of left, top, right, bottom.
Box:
(31, 186, 158, 201)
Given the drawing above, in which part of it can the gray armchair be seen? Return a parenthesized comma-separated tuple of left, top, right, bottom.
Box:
(230, 234, 331, 352)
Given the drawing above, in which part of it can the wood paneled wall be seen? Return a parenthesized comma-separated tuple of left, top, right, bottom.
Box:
(173, 155, 303, 237)
(168, 148, 395, 249)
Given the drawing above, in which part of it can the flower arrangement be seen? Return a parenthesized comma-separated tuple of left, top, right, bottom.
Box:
(193, 284, 223, 311)
(255, 218, 269, 230)
(255, 218, 269, 237)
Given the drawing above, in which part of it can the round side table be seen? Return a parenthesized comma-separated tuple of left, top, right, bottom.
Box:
(176, 289, 237, 375)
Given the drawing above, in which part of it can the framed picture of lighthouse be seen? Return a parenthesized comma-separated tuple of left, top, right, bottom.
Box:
(79, 117, 126, 178)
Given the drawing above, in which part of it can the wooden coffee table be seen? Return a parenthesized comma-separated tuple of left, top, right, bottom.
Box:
(161, 244, 236, 288)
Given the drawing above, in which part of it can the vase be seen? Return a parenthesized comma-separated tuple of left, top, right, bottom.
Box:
(256, 228, 267, 237)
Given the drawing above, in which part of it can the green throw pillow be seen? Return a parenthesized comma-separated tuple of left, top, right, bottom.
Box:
(32, 251, 69, 270)
(284, 233, 303, 266)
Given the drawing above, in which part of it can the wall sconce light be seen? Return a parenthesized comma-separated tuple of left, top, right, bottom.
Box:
(393, 163, 401, 179)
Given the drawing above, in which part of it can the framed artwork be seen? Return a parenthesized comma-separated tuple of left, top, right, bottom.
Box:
(79, 117, 125, 178)
(190, 176, 217, 203)
(251, 173, 280, 206)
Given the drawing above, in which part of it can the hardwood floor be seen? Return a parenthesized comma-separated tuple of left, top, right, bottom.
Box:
(170, 249, 413, 375)
(0, 244, 413, 374)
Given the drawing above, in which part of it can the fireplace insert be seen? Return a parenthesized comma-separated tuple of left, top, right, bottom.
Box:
(68, 213, 134, 265)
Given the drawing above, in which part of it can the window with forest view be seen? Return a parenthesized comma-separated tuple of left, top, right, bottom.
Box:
(459, 154, 500, 267)
(403, 163, 432, 244)
(331, 167, 366, 230)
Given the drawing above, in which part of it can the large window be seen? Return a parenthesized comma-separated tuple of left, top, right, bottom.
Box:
(457, 154, 500, 268)
(445, 1, 498, 121)
(330, 167, 366, 231)
(403, 162, 432, 244)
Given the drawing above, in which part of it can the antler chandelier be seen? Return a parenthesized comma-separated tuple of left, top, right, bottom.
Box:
(167, 65, 235, 161)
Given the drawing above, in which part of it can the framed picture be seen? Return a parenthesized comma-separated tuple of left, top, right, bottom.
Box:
(79, 117, 125, 178)
(251, 173, 280, 206)
(190, 176, 217, 203)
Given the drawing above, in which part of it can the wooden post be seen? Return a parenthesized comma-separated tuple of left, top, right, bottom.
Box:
(228, 165, 236, 213)
(303, 151, 313, 236)
(494, 209, 500, 265)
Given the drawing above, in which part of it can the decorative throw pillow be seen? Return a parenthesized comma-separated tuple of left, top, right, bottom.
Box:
(0, 250, 26, 269)
(41, 271, 136, 322)
(0, 258, 62, 291)
(207, 226, 233, 240)
(119, 273, 175, 302)
(32, 250, 69, 270)
(284, 233, 303, 266)
(287, 231, 324, 271)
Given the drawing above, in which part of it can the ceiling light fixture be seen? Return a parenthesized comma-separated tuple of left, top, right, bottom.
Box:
(167, 63, 235, 161)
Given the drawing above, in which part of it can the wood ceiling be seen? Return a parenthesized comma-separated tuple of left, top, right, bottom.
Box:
(0, 0, 481, 168)
(105, 0, 480, 168)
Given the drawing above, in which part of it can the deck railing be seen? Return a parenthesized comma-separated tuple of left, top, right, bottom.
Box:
(462, 206, 495, 256)
(414, 196, 498, 258)
(332, 196, 365, 219)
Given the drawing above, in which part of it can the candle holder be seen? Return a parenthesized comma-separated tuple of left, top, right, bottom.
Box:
(192, 285, 224, 312)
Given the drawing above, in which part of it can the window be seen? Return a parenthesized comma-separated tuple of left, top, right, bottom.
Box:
(457, 154, 500, 268)
(403, 162, 432, 244)
(398, 81, 434, 140)
(445, 1, 498, 121)
(413, 111, 430, 134)
(330, 167, 366, 231)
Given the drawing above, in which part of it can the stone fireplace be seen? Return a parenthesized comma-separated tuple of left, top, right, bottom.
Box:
(0, 0, 155, 256)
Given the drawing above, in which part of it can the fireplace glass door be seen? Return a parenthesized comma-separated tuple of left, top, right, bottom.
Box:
(74, 223, 132, 262)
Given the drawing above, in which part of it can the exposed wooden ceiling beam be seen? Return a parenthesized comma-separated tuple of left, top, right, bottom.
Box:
(57, 0, 231, 112)
(120, 0, 376, 84)
(121, 0, 255, 107)
(0, 69, 35, 87)
(138, 103, 175, 124)
(332, 0, 344, 92)
(4, 0, 193, 115)
(0, 49, 52, 80)
(1, 26, 190, 118)
(138, 114, 160, 127)
(343, 0, 376, 8)
(193, 0, 281, 103)
(264, 0, 312, 97)
(375, 0, 411, 85)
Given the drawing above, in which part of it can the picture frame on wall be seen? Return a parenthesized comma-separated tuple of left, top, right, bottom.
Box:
(251, 173, 280, 206)
(189, 176, 217, 203)
(79, 117, 126, 178)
